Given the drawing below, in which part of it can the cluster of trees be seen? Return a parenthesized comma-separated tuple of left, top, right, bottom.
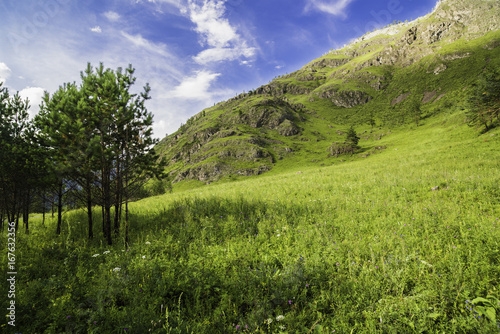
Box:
(0, 83, 42, 234)
(1, 63, 165, 245)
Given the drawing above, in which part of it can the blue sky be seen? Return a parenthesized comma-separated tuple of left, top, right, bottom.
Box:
(0, 0, 438, 138)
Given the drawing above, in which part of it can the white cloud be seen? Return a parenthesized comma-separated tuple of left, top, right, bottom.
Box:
(184, 0, 256, 65)
(0, 62, 12, 83)
(104, 11, 121, 22)
(169, 70, 221, 100)
(19, 86, 45, 119)
(305, 0, 355, 16)
(91, 26, 102, 33)
(193, 45, 256, 64)
(188, 0, 237, 48)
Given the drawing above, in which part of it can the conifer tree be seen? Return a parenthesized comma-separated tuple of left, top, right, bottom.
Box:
(37, 63, 164, 244)
(345, 125, 360, 149)
(467, 68, 500, 132)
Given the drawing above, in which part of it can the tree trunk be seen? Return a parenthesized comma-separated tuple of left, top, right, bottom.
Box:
(113, 159, 121, 236)
(102, 205, 105, 237)
(103, 167, 112, 246)
(42, 192, 46, 227)
(24, 188, 30, 234)
(57, 181, 63, 235)
(86, 176, 93, 239)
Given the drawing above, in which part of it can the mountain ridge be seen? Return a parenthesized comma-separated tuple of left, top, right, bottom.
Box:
(156, 0, 500, 184)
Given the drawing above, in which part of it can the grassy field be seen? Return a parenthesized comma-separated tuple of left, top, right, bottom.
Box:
(1, 109, 500, 333)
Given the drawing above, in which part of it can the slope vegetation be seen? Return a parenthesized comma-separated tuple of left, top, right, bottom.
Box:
(156, 0, 500, 184)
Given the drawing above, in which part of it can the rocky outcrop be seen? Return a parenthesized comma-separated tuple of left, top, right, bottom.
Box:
(254, 81, 311, 96)
(400, 26, 418, 45)
(226, 98, 302, 134)
(304, 57, 351, 69)
(318, 88, 372, 108)
(433, 64, 447, 75)
(277, 119, 300, 136)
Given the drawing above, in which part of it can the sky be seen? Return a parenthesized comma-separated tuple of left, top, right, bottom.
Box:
(0, 0, 438, 139)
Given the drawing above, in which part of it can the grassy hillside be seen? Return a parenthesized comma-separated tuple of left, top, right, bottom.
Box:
(2, 109, 499, 333)
(156, 1, 500, 184)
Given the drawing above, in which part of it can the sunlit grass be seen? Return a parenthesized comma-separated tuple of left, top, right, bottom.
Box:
(1, 110, 499, 333)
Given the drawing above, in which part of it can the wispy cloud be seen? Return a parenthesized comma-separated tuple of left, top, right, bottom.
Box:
(0, 62, 12, 83)
(193, 44, 256, 64)
(305, 0, 355, 17)
(104, 11, 121, 22)
(121, 31, 172, 58)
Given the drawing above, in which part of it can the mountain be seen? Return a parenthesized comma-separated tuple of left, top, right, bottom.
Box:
(156, 0, 500, 184)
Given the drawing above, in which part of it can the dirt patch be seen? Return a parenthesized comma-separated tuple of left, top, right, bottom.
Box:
(391, 92, 411, 106)
(422, 90, 437, 104)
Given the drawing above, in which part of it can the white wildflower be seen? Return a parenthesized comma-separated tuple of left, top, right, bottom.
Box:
(142, 256, 146, 259)
(113, 267, 121, 272)
(265, 318, 273, 325)
(276, 315, 284, 321)
(277, 234, 280, 237)
(279, 325, 286, 330)
(146, 241, 151, 245)
(92, 254, 100, 257)
(103, 251, 110, 255)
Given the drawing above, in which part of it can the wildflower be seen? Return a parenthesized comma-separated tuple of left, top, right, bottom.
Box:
(336, 262, 340, 266)
(236, 325, 240, 330)
(103, 251, 110, 255)
(142, 256, 146, 259)
(265, 318, 273, 325)
(279, 325, 286, 330)
(288, 300, 292, 305)
(276, 315, 285, 321)
(146, 241, 151, 245)
(113, 267, 121, 272)
(92, 254, 100, 257)
(67, 315, 71, 319)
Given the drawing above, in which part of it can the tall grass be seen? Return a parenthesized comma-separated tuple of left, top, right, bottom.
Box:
(1, 111, 499, 333)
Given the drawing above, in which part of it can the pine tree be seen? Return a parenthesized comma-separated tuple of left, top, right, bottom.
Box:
(37, 63, 165, 244)
(466, 68, 500, 132)
(345, 126, 360, 149)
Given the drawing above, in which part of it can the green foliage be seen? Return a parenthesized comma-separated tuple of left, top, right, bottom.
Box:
(466, 67, 500, 132)
(3, 110, 500, 333)
(0, 83, 47, 232)
(345, 125, 360, 148)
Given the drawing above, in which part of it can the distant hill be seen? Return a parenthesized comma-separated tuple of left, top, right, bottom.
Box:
(156, 0, 500, 184)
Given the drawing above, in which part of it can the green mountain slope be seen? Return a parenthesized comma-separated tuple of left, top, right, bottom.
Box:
(156, 0, 500, 184)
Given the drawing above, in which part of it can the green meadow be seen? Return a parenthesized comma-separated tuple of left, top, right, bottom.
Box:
(2, 109, 500, 333)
